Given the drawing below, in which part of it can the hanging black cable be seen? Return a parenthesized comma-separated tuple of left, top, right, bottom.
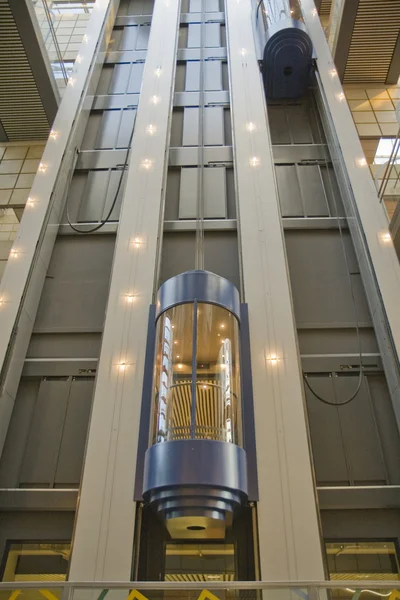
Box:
(301, 85, 364, 407)
(66, 108, 135, 234)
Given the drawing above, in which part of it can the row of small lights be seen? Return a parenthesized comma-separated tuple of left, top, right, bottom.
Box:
(115, 56, 165, 371)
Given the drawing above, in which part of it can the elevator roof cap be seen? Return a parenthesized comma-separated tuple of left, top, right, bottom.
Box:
(156, 270, 240, 320)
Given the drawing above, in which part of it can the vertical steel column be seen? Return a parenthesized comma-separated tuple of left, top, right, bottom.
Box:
(225, 0, 325, 581)
(68, 0, 181, 581)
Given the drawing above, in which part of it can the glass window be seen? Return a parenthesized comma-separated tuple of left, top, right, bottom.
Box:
(51, 61, 75, 80)
(196, 303, 241, 445)
(152, 303, 194, 443)
(165, 543, 235, 582)
(326, 541, 400, 585)
(1, 542, 70, 594)
(151, 303, 242, 445)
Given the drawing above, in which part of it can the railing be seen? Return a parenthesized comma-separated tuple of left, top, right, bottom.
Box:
(1, 580, 400, 600)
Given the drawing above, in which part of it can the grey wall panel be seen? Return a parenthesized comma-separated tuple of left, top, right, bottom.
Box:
(127, 63, 145, 93)
(298, 328, 379, 356)
(185, 60, 223, 91)
(101, 170, 127, 221)
(120, 25, 139, 50)
(286, 104, 314, 144)
(55, 378, 94, 486)
(78, 170, 110, 222)
(19, 379, 70, 486)
(185, 61, 200, 91)
(95, 65, 114, 95)
(268, 105, 291, 145)
(159, 232, 196, 284)
(187, 23, 221, 48)
(117, 109, 137, 147)
(178, 26, 188, 49)
(204, 166, 226, 217)
(170, 109, 184, 147)
(34, 236, 115, 333)
(226, 167, 236, 219)
(368, 375, 400, 484)
(179, 167, 227, 218)
(275, 165, 303, 216)
(182, 107, 224, 146)
(304, 375, 350, 485)
(179, 167, 198, 218)
(165, 169, 181, 220)
(175, 63, 186, 92)
(109, 63, 132, 94)
(205, 60, 222, 90)
(189, 0, 220, 11)
(204, 106, 224, 145)
(334, 375, 387, 484)
(118, 0, 154, 15)
(136, 25, 150, 49)
(81, 113, 102, 150)
(305, 374, 393, 486)
(96, 111, 122, 149)
(321, 509, 400, 541)
(297, 165, 330, 217)
(285, 230, 371, 327)
(0, 512, 75, 564)
(182, 107, 199, 146)
(27, 334, 102, 359)
(204, 231, 240, 289)
(0, 379, 40, 488)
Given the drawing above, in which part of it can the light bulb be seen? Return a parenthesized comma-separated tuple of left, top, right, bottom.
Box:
(330, 68, 337, 78)
(337, 92, 345, 102)
(178, 363, 183, 369)
(357, 157, 367, 167)
(151, 95, 160, 105)
(381, 232, 391, 244)
(141, 158, 152, 169)
(246, 122, 256, 132)
(250, 156, 260, 167)
(155, 67, 162, 77)
(240, 48, 247, 56)
(49, 130, 58, 140)
(147, 124, 157, 135)
(76, 55, 83, 64)
(27, 197, 36, 208)
(38, 162, 47, 173)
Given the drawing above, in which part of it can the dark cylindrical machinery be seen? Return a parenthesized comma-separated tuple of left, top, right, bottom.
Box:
(142, 270, 248, 539)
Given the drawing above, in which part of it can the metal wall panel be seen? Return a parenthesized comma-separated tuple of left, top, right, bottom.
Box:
(275, 165, 303, 216)
(187, 23, 221, 47)
(55, 378, 94, 486)
(0, 379, 40, 487)
(297, 165, 330, 217)
(182, 106, 224, 145)
(306, 373, 399, 486)
(285, 230, 371, 327)
(120, 25, 139, 50)
(34, 236, 115, 333)
(189, 0, 220, 11)
(19, 379, 70, 486)
(179, 167, 227, 218)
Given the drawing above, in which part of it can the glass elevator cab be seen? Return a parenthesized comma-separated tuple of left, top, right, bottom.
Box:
(142, 270, 248, 540)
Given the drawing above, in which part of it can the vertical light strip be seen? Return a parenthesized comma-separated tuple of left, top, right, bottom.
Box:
(225, 0, 325, 580)
(68, 0, 181, 581)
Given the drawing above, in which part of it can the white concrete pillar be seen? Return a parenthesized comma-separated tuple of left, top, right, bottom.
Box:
(225, 0, 325, 580)
(69, 0, 181, 581)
